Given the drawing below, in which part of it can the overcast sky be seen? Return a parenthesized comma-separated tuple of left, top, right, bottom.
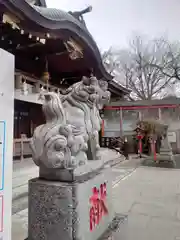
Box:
(46, 0, 180, 51)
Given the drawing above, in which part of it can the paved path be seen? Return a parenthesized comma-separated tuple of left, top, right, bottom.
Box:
(12, 159, 38, 214)
(112, 166, 180, 240)
(13, 158, 38, 200)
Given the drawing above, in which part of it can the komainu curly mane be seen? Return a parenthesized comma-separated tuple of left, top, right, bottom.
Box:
(30, 76, 110, 169)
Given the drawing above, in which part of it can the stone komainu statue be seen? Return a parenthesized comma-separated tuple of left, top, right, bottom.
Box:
(30, 76, 110, 170)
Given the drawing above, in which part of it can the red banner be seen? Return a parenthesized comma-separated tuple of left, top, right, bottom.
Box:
(137, 135, 143, 154)
(139, 139, 142, 154)
(101, 120, 104, 137)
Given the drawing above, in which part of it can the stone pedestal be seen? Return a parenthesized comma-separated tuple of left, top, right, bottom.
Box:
(28, 158, 126, 240)
(156, 137, 176, 167)
(27, 75, 127, 239)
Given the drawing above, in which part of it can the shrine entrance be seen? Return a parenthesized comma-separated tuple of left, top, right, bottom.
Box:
(100, 99, 180, 154)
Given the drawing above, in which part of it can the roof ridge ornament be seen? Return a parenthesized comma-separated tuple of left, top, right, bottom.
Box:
(68, 6, 92, 26)
(25, 0, 47, 7)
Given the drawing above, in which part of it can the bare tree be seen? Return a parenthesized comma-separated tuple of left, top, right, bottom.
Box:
(102, 47, 122, 75)
(103, 36, 174, 100)
(153, 38, 180, 82)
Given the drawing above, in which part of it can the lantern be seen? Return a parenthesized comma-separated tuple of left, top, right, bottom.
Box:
(41, 57, 50, 84)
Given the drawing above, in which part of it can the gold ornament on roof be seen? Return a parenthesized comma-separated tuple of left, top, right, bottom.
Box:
(64, 38, 83, 60)
(2, 13, 20, 29)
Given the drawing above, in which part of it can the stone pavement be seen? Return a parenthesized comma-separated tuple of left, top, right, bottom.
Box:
(12, 159, 38, 214)
(112, 166, 180, 240)
(13, 158, 38, 201)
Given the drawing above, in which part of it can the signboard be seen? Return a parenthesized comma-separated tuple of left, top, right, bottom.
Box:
(167, 132, 176, 143)
(0, 196, 3, 233)
(0, 49, 14, 240)
(0, 122, 5, 191)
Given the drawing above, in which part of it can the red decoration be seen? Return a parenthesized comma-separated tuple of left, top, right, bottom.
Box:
(137, 135, 143, 140)
(89, 183, 108, 231)
(153, 141, 157, 161)
(136, 134, 143, 155)
(139, 139, 142, 154)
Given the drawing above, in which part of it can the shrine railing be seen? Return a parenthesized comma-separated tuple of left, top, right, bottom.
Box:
(14, 71, 63, 104)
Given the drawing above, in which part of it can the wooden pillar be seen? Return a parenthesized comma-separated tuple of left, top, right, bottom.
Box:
(120, 108, 123, 137)
(20, 137, 24, 161)
(139, 110, 142, 121)
(158, 108, 162, 121)
(15, 74, 22, 89)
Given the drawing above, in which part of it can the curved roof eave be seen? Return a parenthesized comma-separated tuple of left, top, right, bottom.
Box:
(1, 0, 113, 81)
(109, 80, 131, 95)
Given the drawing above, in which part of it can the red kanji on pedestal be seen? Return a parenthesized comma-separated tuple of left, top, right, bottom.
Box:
(89, 183, 108, 231)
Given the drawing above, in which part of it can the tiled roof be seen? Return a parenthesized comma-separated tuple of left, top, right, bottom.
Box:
(32, 5, 83, 27)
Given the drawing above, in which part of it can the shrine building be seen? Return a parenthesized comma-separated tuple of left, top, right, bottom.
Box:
(0, 0, 129, 159)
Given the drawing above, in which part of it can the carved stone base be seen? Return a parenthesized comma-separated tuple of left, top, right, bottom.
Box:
(155, 154, 176, 167)
(155, 138, 176, 167)
(39, 150, 121, 182)
(28, 166, 117, 240)
(144, 137, 176, 167)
